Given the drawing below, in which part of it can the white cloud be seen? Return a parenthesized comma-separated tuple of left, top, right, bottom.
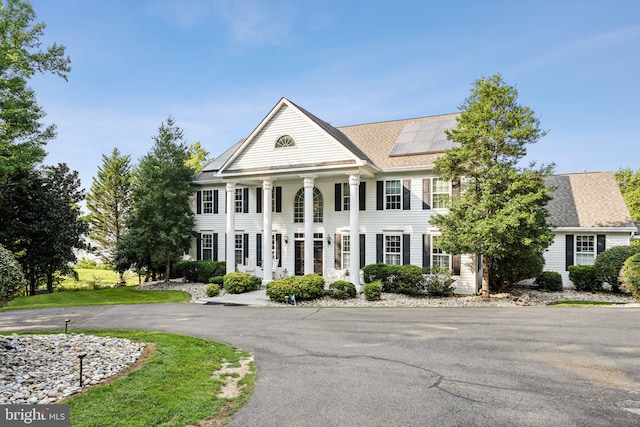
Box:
(215, 0, 295, 46)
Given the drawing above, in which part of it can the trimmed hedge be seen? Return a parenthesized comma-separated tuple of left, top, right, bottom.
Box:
(329, 281, 356, 300)
(174, 260, 226, 283)
(223, 272, 259, 294)
(536, 271, 563, 292)
(362, 263, 424, 294)
(594, 245, 640, 292)
(205, 283, 221, 297)
(363, 281, 382, 301)
(568, 265, 598, 292)
(266, 274, 325, 303)
(621, 253, 640, 301)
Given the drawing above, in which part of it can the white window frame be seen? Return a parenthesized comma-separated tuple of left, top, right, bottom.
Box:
(201, 232, 213, 260)
(294, 187, 323, 223)
(385, 234, 402, 265)
(234, 188, 243, 213)
(342, 234, 351, 270)
(431, 236, 451, 269)
(342, 183, 350, 211)
(275, 135, 296, 149)
(385, 180, 401, 210)
(202, 190, 213, 214)
(576, 235, 595, 265)
(432, 178, 451, 210)
(235, 234, 244, 266)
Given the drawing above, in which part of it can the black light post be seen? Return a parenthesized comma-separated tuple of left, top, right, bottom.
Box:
(64, 319, 70, 334)
(78, 353, 87, 387)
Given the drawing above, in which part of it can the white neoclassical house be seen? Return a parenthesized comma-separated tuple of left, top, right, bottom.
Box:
(190, 98, 636, 293)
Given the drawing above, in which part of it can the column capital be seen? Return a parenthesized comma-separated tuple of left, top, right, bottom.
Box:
(349, 174, 361, 186)
(302, 175, 316, 188)
(225, 181, 236, 193)
(262, 179, 273, 191)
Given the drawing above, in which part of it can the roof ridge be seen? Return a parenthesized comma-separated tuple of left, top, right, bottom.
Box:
(337, 112, 459, 129)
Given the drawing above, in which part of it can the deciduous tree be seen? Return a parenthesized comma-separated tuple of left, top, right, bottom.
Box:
(615, 168, 640, 221)
(431, 74, 554, 297)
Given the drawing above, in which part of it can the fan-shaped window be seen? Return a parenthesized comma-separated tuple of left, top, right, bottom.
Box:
(294, 187, 323, 223)
(275, 135, 296, 148)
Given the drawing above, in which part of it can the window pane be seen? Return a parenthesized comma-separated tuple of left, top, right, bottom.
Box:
(576, 236, 595, 265)
(432, 178, 450, 209)
(235, 188, 243, 213)
(343, 183, 350, 210)
(342, 235, 351, 269)
(203, 190, 213, 213)
(235, 234, 243, 265)
(385, 235, 401, 265)
(385, 180, 401, 210)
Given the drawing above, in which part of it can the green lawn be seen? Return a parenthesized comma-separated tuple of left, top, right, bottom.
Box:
(59, 268, 138, 290)
(26, 330, 255, 427)
(3, 286, 191, 310)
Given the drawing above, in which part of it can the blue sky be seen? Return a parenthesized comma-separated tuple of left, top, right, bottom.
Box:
(27, 0, 640, 190)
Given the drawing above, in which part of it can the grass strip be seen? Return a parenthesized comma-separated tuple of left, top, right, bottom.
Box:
(47, 330, 253, 427)
(3, 286, 191, 311)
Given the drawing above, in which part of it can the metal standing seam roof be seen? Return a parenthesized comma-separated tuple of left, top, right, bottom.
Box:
(545, 172, 635, 229)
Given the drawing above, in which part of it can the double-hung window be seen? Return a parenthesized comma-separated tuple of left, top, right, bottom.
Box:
(342, 235, 351, 269)
(202, 190, 213, 214)
(576, 235, 595, 265)
(234, 189, 244, 213)
(342, 183, 351, 211)
(432, 236, 450, 268)
(432, 178, 450, 209)
(235, 234, 244, 266)
(385, 235, 402, 265)
(201, 233, 213, 260)
(385, 180, 401, 210)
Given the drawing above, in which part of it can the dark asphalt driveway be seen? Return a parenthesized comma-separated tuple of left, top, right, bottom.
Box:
(2, 304, 640, 426)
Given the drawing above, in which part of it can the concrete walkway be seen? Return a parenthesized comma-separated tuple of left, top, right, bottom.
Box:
(198, 288, 271, 306)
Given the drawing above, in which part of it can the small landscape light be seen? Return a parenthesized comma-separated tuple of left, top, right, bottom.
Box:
(78, 353, 87, 387)
(64, 319, 71, 334)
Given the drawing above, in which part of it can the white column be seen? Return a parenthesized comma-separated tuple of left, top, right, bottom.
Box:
(303, 175, 315, 275)
(349, 174, 361, 292)
(225, 182, 236, 275)
(262, 179, 273, 284)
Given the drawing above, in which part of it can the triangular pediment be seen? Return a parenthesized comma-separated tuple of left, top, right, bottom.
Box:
(219, 98, 369, 177)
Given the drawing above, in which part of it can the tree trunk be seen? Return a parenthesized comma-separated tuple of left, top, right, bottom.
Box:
(481, 255, 491, 298)
(164, 249, 171, 284)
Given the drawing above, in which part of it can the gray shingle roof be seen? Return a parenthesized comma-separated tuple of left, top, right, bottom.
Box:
(545, 172, 635, 229)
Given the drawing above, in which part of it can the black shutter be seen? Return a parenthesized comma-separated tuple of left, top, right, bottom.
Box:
(597, 234, 606, 255)
(213, 190, 219, 214)
(376, 181, 384, 210)
(452, 254, 461, 275)
(196, 233, 202, 260)
(256, 233, 262, 267)
(376, 234, 383, 263)
(275, 187, 282, 213)
(422, 234, 430, 269)
(275, 234, 282, 267)
(335, 183, 342, 211)
(256, 188, 262, 214)
(213, 233, 218, 261)
(196, 191, 202, 214)
(243, 233, 249, 264)
(403, 180, 411, 210)
(566, 234, 574, 270)
(360, 234, 366, 268)
(359, 181, 366, 211)
(422, 179, 431, 210)
(334, 233, 342, 269)
(402, 234, 410, 265)
(243, 188, 249, 213)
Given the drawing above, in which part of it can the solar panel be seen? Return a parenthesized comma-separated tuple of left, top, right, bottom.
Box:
(389, 117, 458, 156)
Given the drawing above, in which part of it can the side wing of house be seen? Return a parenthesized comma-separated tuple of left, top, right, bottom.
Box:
(544, 172, 636, 287)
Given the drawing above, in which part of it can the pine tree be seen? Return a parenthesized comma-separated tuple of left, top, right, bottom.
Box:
(431, 74, 554, 296)
(122, 117, 195, 282)
(86, 148, 132, 279)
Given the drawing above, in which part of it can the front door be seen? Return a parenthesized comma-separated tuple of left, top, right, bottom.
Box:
(294, 239, 324, 276)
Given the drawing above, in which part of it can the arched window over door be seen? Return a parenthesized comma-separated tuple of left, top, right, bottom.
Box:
(294, 187, 323, 223)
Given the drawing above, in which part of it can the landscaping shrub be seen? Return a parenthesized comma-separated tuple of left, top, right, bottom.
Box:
(363, 281, 382, 301)
(265, 275, 325, 303)
(568, 265, 598, 292)
(392, 265, 424, 295)
(620, 253, 640, 301)
(249, 274, 262, 290)
(424, 266, 456, 296)
(205, 283, 221, 297)
(0, 245, 24, 308)
(223, 272, 258, 294)
(329, 281, 356, 300)
(208, 275, 224, 285)
(536, 271, 563, 292)
(174, 260, 226, 283)
(594, 245, 640, 292)
(362, 263, 391, 284)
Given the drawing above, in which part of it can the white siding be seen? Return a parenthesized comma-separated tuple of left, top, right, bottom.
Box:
(544, 232, 632, 287)
(227, 105, 357, 171)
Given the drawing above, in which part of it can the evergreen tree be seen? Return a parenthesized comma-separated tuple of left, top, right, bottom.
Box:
(86, 148, 132, 277)
(122, 117, 195, 282)
(431, 74, 554, 296)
